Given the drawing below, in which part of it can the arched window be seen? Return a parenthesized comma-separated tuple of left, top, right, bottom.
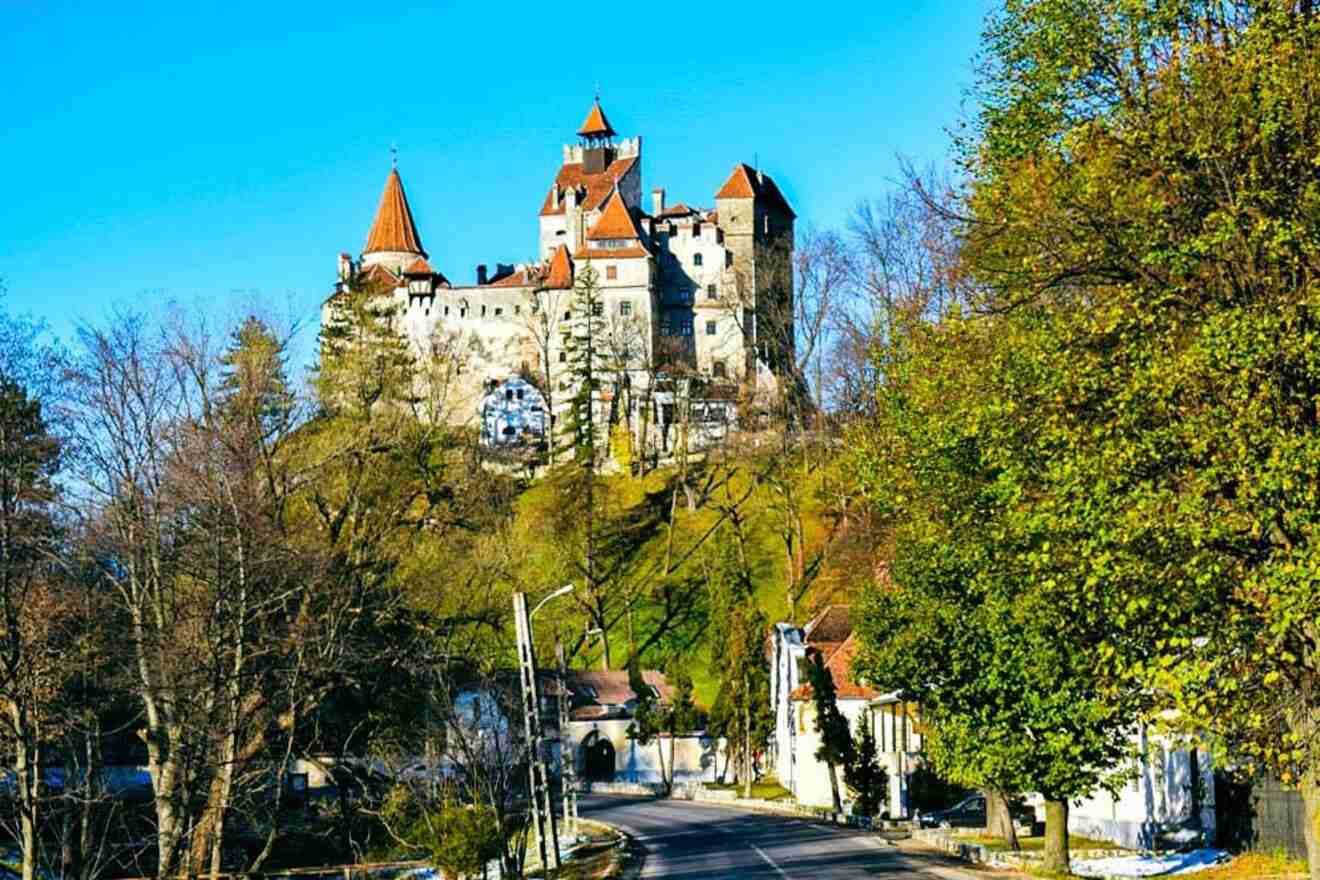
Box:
(693, 253, 704, 267)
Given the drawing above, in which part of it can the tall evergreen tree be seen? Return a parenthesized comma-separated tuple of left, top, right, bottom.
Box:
(806, 648, 853, 813)
(845, 716, 888, 819)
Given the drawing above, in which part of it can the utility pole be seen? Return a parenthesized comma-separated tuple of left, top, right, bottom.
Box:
(514, 591, 562, 872)
(557, 639, 578, 838)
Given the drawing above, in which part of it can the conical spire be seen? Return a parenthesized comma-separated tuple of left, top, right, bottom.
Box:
(364, 168, 426, 257)
(577, 98, 616, 139)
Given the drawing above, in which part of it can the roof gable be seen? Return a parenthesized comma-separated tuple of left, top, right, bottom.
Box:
(586, 189, 645, 241)
(545, 245, 574, 289)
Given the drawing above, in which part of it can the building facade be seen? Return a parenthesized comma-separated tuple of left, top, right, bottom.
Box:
(323, 99, 796, 451)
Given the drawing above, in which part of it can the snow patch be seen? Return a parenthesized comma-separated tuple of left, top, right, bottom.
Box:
(1072, 848, 1229, 878)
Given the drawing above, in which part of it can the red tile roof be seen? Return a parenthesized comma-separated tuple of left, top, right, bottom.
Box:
(403, 257, 432, 275)
(790, 636, 878, 702)
(714, 163, 797, 218)
(586, 189, 645, 240)
(577, 100, 617, 138)
(364, 169, 427, 256)
(804, 605, 852, 645)
(488, 270, 531, 288)
(540, 157, 638, 216)
(656, 202, 699, 218)
(567, 669, 673, 705)
(544, 244, 573, 289)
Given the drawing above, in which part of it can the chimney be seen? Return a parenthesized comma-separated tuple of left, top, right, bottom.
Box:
(477, 264, 488, 285)
(652, 188, 666, 216)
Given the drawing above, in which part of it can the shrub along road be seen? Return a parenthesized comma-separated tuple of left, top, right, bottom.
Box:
(579, 795, 984, 879)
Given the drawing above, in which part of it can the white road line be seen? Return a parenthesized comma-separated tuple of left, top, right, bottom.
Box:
(751, 843, 792, 879)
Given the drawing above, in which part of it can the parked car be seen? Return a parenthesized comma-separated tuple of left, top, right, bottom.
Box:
(919, 794, 1035, 829)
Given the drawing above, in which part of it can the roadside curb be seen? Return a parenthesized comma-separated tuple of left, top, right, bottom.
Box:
(645, 793, 901, 846)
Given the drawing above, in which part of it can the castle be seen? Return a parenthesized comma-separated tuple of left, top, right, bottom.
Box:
(325, 99, 796, 452)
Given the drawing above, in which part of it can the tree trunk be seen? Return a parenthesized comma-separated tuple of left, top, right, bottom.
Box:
(742, 681, 753, 799)
(668, 730, 677, 794)
(826, 761, 842, 814)
(1042, 799, 1070, 876)
(13, 706, 37, 880)
(1300, 766, 1320, 880)
(986, 789, 1021, 852)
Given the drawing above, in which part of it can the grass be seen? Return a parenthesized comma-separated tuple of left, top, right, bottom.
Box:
(1192, 851, 1308, 880)
(953, 832, 1123, 853)
(704, 779, 795, 801)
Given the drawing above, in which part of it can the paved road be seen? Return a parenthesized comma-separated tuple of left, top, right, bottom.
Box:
(579, 795, 982, 879)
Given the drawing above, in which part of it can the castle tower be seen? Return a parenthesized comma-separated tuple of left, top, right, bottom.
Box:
(714, 163, 796, 379)
(540, 99, 643, 259)
(361, 167, 427, 275)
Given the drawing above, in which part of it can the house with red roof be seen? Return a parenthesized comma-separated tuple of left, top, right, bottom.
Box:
(769, 606, 924, 815)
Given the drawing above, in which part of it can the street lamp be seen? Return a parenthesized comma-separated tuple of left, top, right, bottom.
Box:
(532, 582, 575, 619)
(514, 584, 574, 872)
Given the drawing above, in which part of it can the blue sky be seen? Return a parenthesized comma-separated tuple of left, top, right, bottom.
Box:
(1, 0, 992, 371)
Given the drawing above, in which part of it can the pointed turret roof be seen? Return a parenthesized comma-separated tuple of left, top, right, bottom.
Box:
(715, 163, 797, 218)
(586, 188, 645, 241)
(544, 245, 574, 289)
(364, 168, 427, 256)
(577, 99, 616, 138)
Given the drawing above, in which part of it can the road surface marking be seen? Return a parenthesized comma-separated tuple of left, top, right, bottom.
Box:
(751, 843, 792, 879)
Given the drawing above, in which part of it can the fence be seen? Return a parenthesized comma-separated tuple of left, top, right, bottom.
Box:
(1215, 771, 1309, 859)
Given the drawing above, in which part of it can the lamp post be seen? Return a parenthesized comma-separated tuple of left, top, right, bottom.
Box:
(514, 584, 573, 872)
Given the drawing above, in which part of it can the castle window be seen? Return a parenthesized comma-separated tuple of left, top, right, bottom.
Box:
(559, 351, 567, 363)
(606, 265, 618, 280)
(482, 305, 488, 317)
(713, 360, 727, 379)
(591, 302, 604, 318)
(495, 308, 503, 317)
(620, 301, 633, 317)
(506, 389, 514, 401)
(706, 320, 717, 336)
(707, 284, 717, 300)
(726, 252, 734, 268)
(425, 308, 430, 316)
(517, 389, 525, 401)
(693, 253, 703, 267)
(445, 306, 450, 316)
(693, 222, 702, 237)
(564, 311, 571, 321)
(460, 308, 467, 318)
(515, 305, 521, 315)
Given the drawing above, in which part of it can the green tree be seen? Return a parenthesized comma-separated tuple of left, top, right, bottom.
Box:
(844, 716, 888, 819)
(806, 648, 853, 813)
(850, 307, 1139, 872)
(0, 376, 62, 880)
(953, 2, 1320, 875)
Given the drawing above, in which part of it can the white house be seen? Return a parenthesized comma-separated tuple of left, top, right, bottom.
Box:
(559, 669, 720, 787)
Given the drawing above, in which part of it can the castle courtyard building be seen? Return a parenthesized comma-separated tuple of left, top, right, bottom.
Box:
(324, 99, 795, 451)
